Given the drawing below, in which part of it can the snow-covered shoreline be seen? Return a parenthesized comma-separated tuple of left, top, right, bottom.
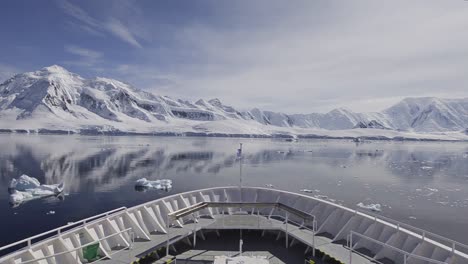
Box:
(0, 124, 467, 142)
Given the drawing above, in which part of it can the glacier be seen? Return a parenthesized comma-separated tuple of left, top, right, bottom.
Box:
(0, 65, 467, 141)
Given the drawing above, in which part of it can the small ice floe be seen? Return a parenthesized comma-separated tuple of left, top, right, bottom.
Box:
(265, 184, 275, 188)
(135, 178, 172, 192)
(46, 211, 55, 215)
(314, 195, 329, 200)
(8, 175, 64, 207)
(421, 166, 433, 170)
(357, 202, 382, 212)
(300, 189, 314, 193)
(409, 216, 417, 220)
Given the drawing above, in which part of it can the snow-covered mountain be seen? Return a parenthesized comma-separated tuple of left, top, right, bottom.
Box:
(0, 65, 467, 139)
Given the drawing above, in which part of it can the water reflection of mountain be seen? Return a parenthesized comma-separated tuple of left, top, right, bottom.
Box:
(0, 142, 300, 193)
(0, 136, 467, 194)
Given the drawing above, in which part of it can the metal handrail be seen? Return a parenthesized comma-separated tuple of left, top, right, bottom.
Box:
(18, 228, 133, 264)
(270, 214, 316, 234)
(349, 231, 448, 264)
(0, 207, 127, 253)
(355, 209, 468, 254)
(168, 202, 316, 222)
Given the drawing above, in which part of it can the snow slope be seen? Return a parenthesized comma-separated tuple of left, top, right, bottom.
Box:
(0, 65, 467, 140)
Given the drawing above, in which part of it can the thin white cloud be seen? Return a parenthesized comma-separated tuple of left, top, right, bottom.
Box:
(65, 45, 102, 60)
(63, 45, 103, 69)
(135, 0, 468, 113)
(58, 0, 468, 113)
(58, 0, 142, 48)
(105, 19, 142, 49)
(57, 0, 100, 29)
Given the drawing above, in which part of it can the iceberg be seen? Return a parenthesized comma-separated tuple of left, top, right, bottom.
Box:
(9, 175, 41, 190)
(8, 175, 64, 207)
(135, 178, 172, 191)
(357, 202, 382, 212)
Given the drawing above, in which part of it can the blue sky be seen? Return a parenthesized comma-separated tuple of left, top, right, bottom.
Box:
(1, 0, 468, 113)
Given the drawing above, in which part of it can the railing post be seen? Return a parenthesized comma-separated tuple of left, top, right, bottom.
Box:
(193, 215, 197, 248)
(285, 213, 289, 248)
(452, 243, 455, 253)
(404, 254, 407, 264)
(349, 233, 353, 264)
(257, 208, 260, 228)
(27, 239, 31, 248)
(312, 219, 316, 257)
(166, 215, 170, 256)
(422, 231, 426, 241)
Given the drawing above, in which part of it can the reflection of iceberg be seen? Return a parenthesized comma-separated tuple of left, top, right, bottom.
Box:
(8, 175, 64, 207)
(135, 178, 172, 191)
(357, 202, 382, 212)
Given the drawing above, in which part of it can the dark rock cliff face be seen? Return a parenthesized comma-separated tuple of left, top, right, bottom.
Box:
(353, 120, 389, 129)
(171, 109, 215, 121)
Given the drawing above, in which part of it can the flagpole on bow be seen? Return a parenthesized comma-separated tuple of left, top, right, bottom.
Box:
(237, 143, 243, 204)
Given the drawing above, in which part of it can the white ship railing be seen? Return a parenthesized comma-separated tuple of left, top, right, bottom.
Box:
(0, 207, 126, 254)
(348, 231, 448, 264)
(1, 187, 468, 264)
(18, 228, 133, 264)
(356, 209, 468, 255)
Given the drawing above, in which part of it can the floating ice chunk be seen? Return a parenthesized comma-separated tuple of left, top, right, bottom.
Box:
(135, 178, 172, 190)
(8, 175, 64, 207)
(421, 166, 433, 170)
(9, 175, 41, 190)
(9, 190, 34, 204)
(300, 189, 314, 193)
(426, 187, 438, 192)
(409, 216, 417, 220)
(265, 184, 275, 188)
(357, 202, 382, 212)
(46, 211, 55, 215)
(314, 195, 329, 200)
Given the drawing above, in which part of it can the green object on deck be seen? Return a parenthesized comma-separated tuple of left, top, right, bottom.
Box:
(83, 242, 100, 262)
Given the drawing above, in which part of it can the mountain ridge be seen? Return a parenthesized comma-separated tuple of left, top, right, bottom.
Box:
(0, 65, 467, 138)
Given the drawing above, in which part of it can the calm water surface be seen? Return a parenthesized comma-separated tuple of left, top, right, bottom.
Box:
(0, 135, 468, 246)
